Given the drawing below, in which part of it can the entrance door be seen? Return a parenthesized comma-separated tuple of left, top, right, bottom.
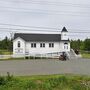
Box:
(64, 43, 68, 50)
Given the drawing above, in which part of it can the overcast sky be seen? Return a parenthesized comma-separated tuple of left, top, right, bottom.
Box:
(0, 0, 90, 40)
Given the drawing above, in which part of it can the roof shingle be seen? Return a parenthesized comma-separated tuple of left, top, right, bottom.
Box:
(14, 33, 61, 42)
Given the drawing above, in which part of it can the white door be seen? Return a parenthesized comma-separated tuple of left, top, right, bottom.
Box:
(64, 43, 68, 50)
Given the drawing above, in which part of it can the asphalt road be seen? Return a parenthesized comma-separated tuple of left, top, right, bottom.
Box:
(0, 58, 90, 76)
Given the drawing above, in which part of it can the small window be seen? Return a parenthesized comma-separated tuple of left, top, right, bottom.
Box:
(40, 43, 45, 48)
(34, 43, 36, 47)
(49, 43, 51, 47)
(18, 41, 20, 48)
(40, 43, 42, 47)
(52, 43, 54, 47)
(49, 43, 54, 48)
(31, 43, 33, 48)
(31, 43, 36, 48)
(43, 43, 45, 47)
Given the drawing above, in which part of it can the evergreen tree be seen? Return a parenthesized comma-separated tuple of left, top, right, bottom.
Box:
(0, 37, 12, 51)
(84, 39, 90, 51)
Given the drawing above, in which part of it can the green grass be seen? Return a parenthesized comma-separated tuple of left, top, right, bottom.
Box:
(0, 74, 90, 90)
(81, 53, 90, 59)
(80, 50, 90, 59)
(0, 58, 25, 61)
(0, 50, 12, 55)
(0, 57, 44, 61)
(0, 56, 53, 61)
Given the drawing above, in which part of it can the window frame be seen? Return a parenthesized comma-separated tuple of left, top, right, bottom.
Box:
(40, 43, 45, 48)
(17, 41, 20, 48)
(31, 43, 36, 48)
(49, 43, 54, 48)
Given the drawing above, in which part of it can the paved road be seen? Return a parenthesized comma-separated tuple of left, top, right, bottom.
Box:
(0, 59, 90, 76)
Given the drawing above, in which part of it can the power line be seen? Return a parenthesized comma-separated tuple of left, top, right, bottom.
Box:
(0, 0, 90, 8)
(0, 28, 90, 39)
(0, 23, 90, 32)
(0, 5, 90, 14)
(0, 6, 90, 17)
(0, 27, 60, 32)
(0, 23, 58, 30)
(69, 31, 90, 33)
(19, 0, 90, 8)
(0, 27, 90, 33)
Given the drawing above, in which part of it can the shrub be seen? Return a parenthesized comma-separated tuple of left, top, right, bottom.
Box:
(6, 72, 13, 81)
(0, 77, 6, 85)
(25, 81, 37, 90)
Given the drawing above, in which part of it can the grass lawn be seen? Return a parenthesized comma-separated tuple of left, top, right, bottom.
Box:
(0, 58, 25, 61)
(0, 74, 90, 90)
(0, 56, 53, 61)
(81, 53, 90, 59)
(0, 50, 12, 55)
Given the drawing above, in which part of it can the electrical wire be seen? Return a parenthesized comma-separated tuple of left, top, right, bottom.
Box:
(0, 23, 58, 30)
(0, 27, 90, 33)
(0, 0, 90, 8)
(0, 6, 90, 17)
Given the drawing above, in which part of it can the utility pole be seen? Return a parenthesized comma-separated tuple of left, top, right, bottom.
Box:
(10, 32, 14, 55)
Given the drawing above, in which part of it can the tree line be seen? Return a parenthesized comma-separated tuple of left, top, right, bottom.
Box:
(0, 37, 12, 51)
(0, 36, 90, 51)
(71, 39, 90, 51)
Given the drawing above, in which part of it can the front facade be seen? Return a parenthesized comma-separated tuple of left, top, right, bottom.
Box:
(13, 27, 70, 56)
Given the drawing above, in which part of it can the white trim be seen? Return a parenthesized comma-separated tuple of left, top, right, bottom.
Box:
(13, 37, 25, 42)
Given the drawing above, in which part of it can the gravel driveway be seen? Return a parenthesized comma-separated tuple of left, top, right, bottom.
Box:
(0, 58, 90, 76)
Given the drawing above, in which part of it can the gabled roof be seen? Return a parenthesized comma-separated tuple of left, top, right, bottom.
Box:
(14, 33, 61, 42)
(61, 27, 68, 32)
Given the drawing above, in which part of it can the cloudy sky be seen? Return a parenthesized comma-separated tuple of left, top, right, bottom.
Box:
(0, 0, 90, 40)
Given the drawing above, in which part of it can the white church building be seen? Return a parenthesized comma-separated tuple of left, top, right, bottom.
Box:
(13, 27, 70, 57)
